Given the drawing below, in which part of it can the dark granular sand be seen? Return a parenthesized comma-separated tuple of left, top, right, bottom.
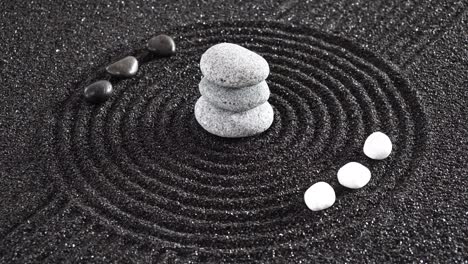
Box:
(0, 1, 467, 263)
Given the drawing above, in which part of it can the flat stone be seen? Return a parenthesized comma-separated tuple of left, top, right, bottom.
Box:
(363, 132, 392, 160)
(106, 56, 138, 77)
(147, 34, 176, 56)
(84, 80, 113, 103)
(304, 182, 336, 211)
(337, 162, 371, 189)
(194, 96, 274, 138)
(199, 77, 270, 112)
(200, 43, 269, 88)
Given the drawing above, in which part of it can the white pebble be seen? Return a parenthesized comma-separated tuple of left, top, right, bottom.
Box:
(363, 131, 392, 160)
(304, 182, 336, 211)
(337, 162, 371, 189)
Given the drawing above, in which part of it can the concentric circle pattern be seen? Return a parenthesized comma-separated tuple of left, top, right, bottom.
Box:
(52, 21, 428, 259)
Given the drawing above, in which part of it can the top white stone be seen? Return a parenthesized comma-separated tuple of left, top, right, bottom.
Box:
(363, 131, 393, 160)
(304, 181, 336, 211)
(200, 43, 270, 88)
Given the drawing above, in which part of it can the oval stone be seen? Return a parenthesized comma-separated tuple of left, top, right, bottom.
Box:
(363, 132, 393, 160)
(106, 56, 138, 77)
(337, 162, 371, 189)
(199, 77, 270, 112)
(84, 80, 113, 104)
(200, 43, 269, 88)
(304, 182, 336, 211)
(194, 96, 274, 138)
(147, 34, 176, 57)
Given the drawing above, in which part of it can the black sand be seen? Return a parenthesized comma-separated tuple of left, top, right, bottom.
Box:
(0, 1, 467, 263)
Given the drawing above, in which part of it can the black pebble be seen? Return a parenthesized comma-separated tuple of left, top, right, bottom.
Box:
(84, 80, 113, 103)
(105, 56, 139, 78)
(147, 34, 176, 56)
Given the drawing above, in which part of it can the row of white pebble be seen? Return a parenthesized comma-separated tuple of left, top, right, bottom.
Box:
(304, 132, 393, 211)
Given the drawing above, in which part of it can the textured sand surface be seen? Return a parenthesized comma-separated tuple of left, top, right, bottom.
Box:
(0, 1, 467, 263)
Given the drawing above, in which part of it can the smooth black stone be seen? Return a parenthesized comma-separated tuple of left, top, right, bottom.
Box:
(83, 80, 113, 103)
(105, 56, 138, 77)
(147, 34, 176, 56)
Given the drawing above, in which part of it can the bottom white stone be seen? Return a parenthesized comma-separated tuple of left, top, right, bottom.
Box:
(304, 182, 336, 211)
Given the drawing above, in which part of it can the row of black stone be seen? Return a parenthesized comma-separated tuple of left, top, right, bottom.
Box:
(83, 34, 176, 104)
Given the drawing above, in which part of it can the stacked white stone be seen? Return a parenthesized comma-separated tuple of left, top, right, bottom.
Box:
(195, 43, 274, 138)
